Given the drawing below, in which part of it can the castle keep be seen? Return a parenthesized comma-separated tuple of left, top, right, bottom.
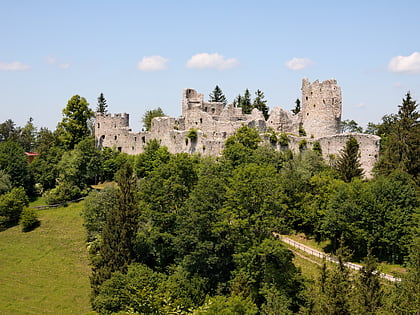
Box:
(95, 78, 380, 177)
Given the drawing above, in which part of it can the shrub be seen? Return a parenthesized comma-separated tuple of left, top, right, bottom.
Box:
(187, 128, 198, 141)
(19, 208, 39, 232)
(0, 187, 29, 225)
(44, 181, 82, 205)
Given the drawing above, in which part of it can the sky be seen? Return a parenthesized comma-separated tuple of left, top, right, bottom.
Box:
(1, 0, 419, 131)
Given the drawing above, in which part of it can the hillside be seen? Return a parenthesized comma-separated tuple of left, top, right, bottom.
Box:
(0, 201, 91, 315)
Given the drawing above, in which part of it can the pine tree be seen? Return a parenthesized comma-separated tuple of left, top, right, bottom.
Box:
(292, 98, 301, 115)
(209, 85, 227, 105)
(253, 89, 269, 120)
(336, 136, 363, 182)
(96, 93, 108, 114)
(375, 92, 419, 181)
(90, 162, 138, 296)
(238, 89, 252, 114)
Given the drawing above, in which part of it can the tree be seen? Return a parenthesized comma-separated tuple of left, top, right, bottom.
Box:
(0, 140, 32, 191)
(58, 95, 94, 149)
(375, 92, 420, 181)
(0, 187, 29, 226)
(335, 136, 363, 182)
(253, 89, 269, 120)
(142, 107, 165, 131)
(91, 162, 138, 296)
(340, 119, 363, 133)
(234, 89, 253, 114)
(0, 170, 12, 195)
(292, 99, 301, 115)
(96, 93, 108, 114)
(17, 117, 37, 152)
(351, 253, 383, 314)
(209, 85, 227, 106)
(0, 119, 18, 142)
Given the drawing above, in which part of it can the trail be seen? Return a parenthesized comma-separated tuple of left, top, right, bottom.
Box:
(274, 233, 401, 282)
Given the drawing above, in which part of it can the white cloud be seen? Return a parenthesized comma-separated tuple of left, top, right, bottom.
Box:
(46, 56, 70, 69)
(0, 61, 30, 71)
(388, 52, 420, 73)
(138, 56, 168, 71)
(186, 53, 239, 70)
(285, 57, 313, 71)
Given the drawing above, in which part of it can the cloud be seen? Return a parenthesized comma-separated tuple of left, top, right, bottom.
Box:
(0, 61, 31, 71)
(388, 52, 420, 73)
(285, 57, 313, 71)
(138, 56, 168, 71)
(46, 56, 70, 69)
(186, 53, 239, 70)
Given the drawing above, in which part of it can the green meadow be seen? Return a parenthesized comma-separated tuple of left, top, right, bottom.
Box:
(0, 201, 91, 315)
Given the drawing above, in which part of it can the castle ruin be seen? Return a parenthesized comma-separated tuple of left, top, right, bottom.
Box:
(95, 78, 380, 177)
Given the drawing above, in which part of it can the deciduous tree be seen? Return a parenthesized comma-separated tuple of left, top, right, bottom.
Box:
(58, 95, 94, 149)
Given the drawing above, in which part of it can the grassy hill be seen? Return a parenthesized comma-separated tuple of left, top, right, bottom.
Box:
(0, 200, 91, 314)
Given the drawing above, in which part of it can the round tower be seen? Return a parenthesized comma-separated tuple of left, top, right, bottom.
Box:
(301, 78, 342, 138)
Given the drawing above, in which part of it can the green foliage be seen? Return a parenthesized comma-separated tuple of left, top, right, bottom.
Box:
(44, 180, 82, 205)
(226, 125, 262, 150)
(0, 119, 18, 142)
(232, 239, 304, 311)
(292, 98, 301, 115)
(0, 169, 12, 194)
(279, 133, 290, 147)
(253, 89, 269, 120)
(0, 187, 29, 226)
(58, 95, 94, 149)
(56, 138, 101, 189)
(99, 147, 128, 182)
(193, 295, 258, 315)
(187, 128, 198, 140)
(236, 89, 253, 114)
(298, 124, 307, 137)
(96, 93, 108, 114)
(299, 139, 307, 151)
(209, 85, 227, 106)
(91, 162, 138, 296)
(19, 207, 39, 232)
(29, 128, 63, 191)
(335, 136, 363, 182)
(135, 139, 170, 178)
(340, 119, 363, 133)
(321, 173, 418, 262)
(0, 140, 33, 191)
(142, 107, 165, 131)
(312, 141, 322, 155)
(81, 183, 119, 242)
(375, 92, 420, 183)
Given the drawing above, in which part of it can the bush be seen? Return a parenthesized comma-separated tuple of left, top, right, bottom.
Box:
(19, 208, 39, 231)
(0, 187, 29, 225)
(44, 181, 81, 205)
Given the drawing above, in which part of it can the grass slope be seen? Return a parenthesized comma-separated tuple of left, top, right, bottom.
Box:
(0, 201, 91, 315)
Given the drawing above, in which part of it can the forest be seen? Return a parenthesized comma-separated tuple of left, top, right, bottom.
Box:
(0, 90, 419, 314)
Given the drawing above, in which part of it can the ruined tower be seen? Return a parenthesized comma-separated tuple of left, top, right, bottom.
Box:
(301, 78, 342, 138)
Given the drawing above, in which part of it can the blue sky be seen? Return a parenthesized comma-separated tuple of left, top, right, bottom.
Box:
(1, 0, 419, 131)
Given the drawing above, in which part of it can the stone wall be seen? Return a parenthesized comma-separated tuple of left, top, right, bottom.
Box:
(95, 79, 380, 177)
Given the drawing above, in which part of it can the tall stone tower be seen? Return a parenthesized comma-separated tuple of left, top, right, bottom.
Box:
(301, 78, 342, 138)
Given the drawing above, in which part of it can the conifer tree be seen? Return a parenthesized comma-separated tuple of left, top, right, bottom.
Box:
(253, 89, 269, 120)
(208, 85, 227, 105)
(90, 162, 138, 297)
(336, 136, 363, 182)
(292, 98, 301, 115)
(237, 89, 252, 114)
(96, 93, 108, 114)
(375, 92, 419, 181)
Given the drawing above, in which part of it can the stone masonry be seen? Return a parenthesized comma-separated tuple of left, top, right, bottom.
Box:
(95, 78, 380, 177)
